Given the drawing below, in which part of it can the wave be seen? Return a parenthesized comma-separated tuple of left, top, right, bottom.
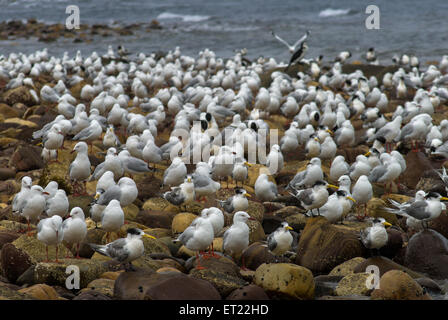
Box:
(318, 8, 351, 17)
(182, 23, 258, 33)
(157, 12, 210, 22)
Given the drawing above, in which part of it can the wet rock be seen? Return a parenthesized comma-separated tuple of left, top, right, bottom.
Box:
(380, 228, 404, 258)
(33, 259, 109, 289)
(0, 231, 20, 249)
(371, 270, 431, 300)
(404, 229, 448, 280)
(189, 256, 247, 297)
(329, 257, 366, 277)
(240, 242, 279, 271)
(415, 277, 443, 295)
(334, 273, 372, 296)
(0, 168, 16, 180)
(171, 212, 198, 234)
(295, 217, 366, 274)
(136, 210, 176, 229)
(314, 275, 343, 297)
(9, 144, 44, 172)
(285, 213, 308, 231)
(0, 282, 33, 300)
(254, 263, 315, 300)
(18, 284, 64, 300)
(354, 256, 423, 279)
(3, 86, 35, 107)
(226, 284, 270, 300)
(73, 290, 112, 300)
(0, 242, 33, 283)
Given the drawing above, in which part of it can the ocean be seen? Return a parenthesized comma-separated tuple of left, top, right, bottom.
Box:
(0, 0, 447, 64)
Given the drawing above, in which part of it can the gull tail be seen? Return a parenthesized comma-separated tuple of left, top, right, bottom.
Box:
(89, 243, 108, 256)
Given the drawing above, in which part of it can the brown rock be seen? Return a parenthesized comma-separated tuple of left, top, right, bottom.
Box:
(3, 86, 35, 107)
(18, 284, 63, 300)
(295, 217, 366, 274)
(240, 242, 278, 271)
(334, 273, 372, 296)
(171, 212, 198, 234)
(9, 144, 44, 172)
(81, 278, 115, 297)
(0, 168, 16, 180)
(371, 270, 431, 300)
(0, 231, 20, 249)
(0, 243, 33, 283)
(136, 210, 176, 229)
(226, 284, 270, 300)
(73, 291, 112, 300)
(329, 257, 366, 277)
(0, 103, 20, 119)
(354, 256, 423, 279)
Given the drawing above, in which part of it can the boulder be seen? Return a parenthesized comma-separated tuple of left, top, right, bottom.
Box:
(33, 259, 109, 289)
(18, 284, 64, 300)
(0, 231, 20, 249)
(371, 270, 431, 300)
(123, 204, 140, 222)
(0, 168, 16, 181)
(334, 273, 372, 296)
(246, 201, 265, 222)
(366, 198, 399, 225)
(295, 217, 366, 274)
(11, 234, 71, 262)
(285, 213, 308, 231)
(73, 291, 112, 300)
(354, 256, 423, 279)
(0, 282, 33, 300)
(240, 242, 279, 271)
(80, 278, 115, 297)
(3, 86, 35, 107)
(136, 210, 176, 229)
(428, 212, 448, 239)
(0, 242, 34, 283)
(171, 212, 198, 234)
(313, 275, 343, 297)
(380, 228, 404, 258)
(404, 229, 448, 280)
(254, 263, 315, 300)
(142, 197, 179, 213)
(9, 144, 44, 172)
(0, 103, 20, 119)
(329, 257, 366, 277)
(226, 284, 270, 300)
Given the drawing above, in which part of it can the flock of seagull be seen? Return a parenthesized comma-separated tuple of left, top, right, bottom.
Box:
(4, 29, 448, 270)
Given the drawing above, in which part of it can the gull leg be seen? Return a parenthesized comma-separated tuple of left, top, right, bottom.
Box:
(45, 246, 49, 262)
(195, 251, 206, 270)
(240, 254, 249, 271)
(76, 243, 81, 259)
(55, 246, 59, 263)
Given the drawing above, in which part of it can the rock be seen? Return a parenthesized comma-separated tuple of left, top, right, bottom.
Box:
(73, 291, 112, 300)
(53, 285, 76, 299)
(273, 206, 303, 219)
(134, 175, 163, 201)
(18, 284, 63, 300)
(415, 277, 443, 295)
(414, 167, 446, 195)
(81, 278, 115, 297)
(246, 201, 265, 222)
(317, 295, 371, 300)
(404, 229, 448, 280)
(295, 217, 366, 274)
(262, 215, 283, 234)
(114, 270, 221, 300)
(371, 270, 431, 300)
(0, 243, 33, 283)
(171, 212, 198, 234)
(380, 228, 404, 258)
(68, 195, 93, 215)
(0, 168, 16, 181)
(0, 103, 20, 119)
(11, 234, 71, 262)
(226, 284, 270, 300)
(142, 197, 180, 213)
(189, 256, 247, 297)
(354, 256, 423, 279)
(248, 219, 266, 243)
(136, 210, 176, 229)
(240, 242, 279, 271)
(99, 271, 123, 280)
(366, 198, 399, 225)
(254, 263, 315, 300)
(9, 144, 44, 172)
(0, 231, 20, 249)
(334, 273, 372, 296)
(428, 212, 448, 239)
(142, 228, 172, 239)
(33, 259, 109, 289)
(285, 213, 308, 231)
(156, 267, 182, 274)
(313, 275, 343, 297)
(15, 265, 35, 286)
(0, 282, 33, 300)
(3, 86, 35, 107)
(76, 228, 107, 259)
(123, 204, 139, 222)
(329, 257, 366, 277)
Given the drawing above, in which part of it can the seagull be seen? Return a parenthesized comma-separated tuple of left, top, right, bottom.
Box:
(386, 190, 426, 231)
(232, 158, 251, 187)
(255, 173, 278, 203)
(90, 147, 124, 181)
(118, 150, 152, 177)
(101, 199, 125, 242)
(37, 215, 64, 262)
(62, 207, 87, 258)
(142, 139, 163, 170)
(12, 176, 33, 218)
(218, 188, 251, 213)
(288, 157, 323, 190)
(330, 155, 350, 181)
(266, 144, 284, 175)
(385, 192, 448, 228)
(90, 228, 155, 271)
(368, 153, 402, 193)
(271, 29, 309, 54)
(223, 211, 254, 269)
(20, 185, 49, 235)
(163, 175, 195, 210)
(96, 170, 116, 193)
(73, 119, 102, 152)
(359, 217, 392, 255)
(163, 157, 187, 187)
(69, 142, 91, 196)
(176, 216, 215, 270)
(94, 177, 138, 207)
(45, 189, 69, 218)
(266, 222, 293, 256)
(290, 180, 338, 215)
(317, 190, 355, 223)
(285, 39, 309, 71)
(103, 125, 121, 148)
(200, 207, 225, 257)
(434, 167, 448, 195)
(351, 175, 373, 220)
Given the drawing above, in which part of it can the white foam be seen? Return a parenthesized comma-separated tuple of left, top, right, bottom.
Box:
(157, 12, 210, 22)
(318, 8, 351, 17)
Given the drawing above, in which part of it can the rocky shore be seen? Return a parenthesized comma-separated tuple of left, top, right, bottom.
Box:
(0, 54, 448, 301)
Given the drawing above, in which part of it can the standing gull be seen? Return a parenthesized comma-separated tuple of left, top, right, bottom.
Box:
(266, 222, 293, 256)
(69, 142, 91, 196)
(218, 188, 251, 213)
(223, 211, 254, 270)
(352, 175, 373, 220)
(62, 207, 87, 258)
(360, 218, 392, 255)
(37, 215, 64, 262)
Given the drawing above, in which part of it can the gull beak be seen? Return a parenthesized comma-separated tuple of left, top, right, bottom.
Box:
(347, 196, 356, 203)
(43, 191, 50, 195)
(383, 221, 392, 227)
(36, 142, 43, 146)
(70, 149, 76, 154)
(143, 234, 156, 240)
(244, 193, 252, 198)
(326, 129, 334, 136)
(364, 151, 371, 157)
(314, 137, 320, 142)
(286, 226, 293, 230)
(441, 197, 448, 201)
(328, 184, 339, 190)
(187, 178, 192, 183)
(248, 217, 256, 221)
(94, 193, 100, 200)
(244, 162, 253, 167)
